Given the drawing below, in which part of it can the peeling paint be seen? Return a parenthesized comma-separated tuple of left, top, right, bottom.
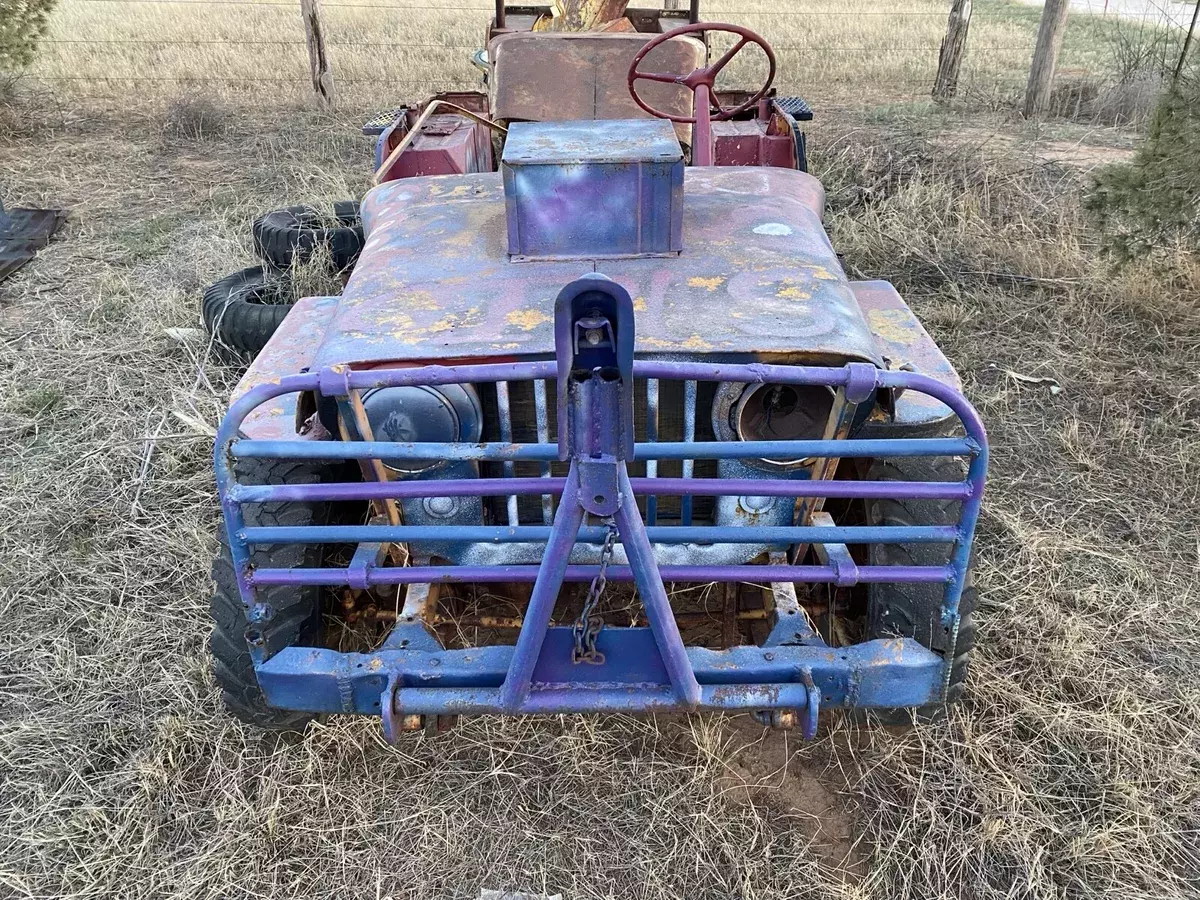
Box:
(506, 308, 551, 331)
(867, 308, 918, 345)
(687, 275, 726, 292)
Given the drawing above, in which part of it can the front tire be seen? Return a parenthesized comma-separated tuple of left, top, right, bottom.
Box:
(863, 455, 976, 723)
(209, 459, 330, 731)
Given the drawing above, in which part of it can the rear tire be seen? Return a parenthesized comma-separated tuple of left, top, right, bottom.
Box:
(862, 455, 976, 724)
(209, 459, 330, 731)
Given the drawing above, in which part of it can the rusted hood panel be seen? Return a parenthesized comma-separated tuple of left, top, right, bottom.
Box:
(315, 167, 882, 368)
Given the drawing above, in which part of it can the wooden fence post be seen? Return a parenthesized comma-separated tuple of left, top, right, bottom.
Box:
(1174, 0, 1199, 84)
(933, 0, 972, 102)
(1023, 0, 1070, 118)
(301, 0, 335, 109)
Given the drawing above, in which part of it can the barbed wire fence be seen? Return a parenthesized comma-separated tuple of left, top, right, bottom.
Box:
(21, 0, 1195, 114)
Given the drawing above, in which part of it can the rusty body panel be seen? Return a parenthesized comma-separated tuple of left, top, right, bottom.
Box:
(712, 118, 795, 168)
(852, 280, 961, 432)
(316, 166, 883, 369)
(376, 114, 493, 181)
(489, 32, 702, 143)
(233, 295, 339, 440)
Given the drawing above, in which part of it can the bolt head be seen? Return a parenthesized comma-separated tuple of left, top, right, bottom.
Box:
(423, 496, 458, 518)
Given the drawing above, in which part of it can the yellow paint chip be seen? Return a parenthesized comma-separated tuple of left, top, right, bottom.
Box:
(804, 264, 839, 281)
(633, 297, 648, 312)
(776, 286, 812, 300)
(867, 308, 918, 345)
(639, 335, 716, 351)
(687, 276, 725, 292)
(506, 308, 550, 331)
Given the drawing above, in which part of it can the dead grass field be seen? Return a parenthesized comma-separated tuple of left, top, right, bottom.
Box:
(3, 1, 1200, 898)
(22, 0, 1179, 109)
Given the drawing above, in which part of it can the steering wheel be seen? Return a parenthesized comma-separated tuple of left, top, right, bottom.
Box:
(628, 22, 776, 165)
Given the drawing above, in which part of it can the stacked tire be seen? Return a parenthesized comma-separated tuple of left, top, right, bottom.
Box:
(252, 200, 364, 274)
(201, 201, 364, 357)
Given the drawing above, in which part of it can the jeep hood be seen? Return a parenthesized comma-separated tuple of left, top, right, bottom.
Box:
(313, 166, 882, 369)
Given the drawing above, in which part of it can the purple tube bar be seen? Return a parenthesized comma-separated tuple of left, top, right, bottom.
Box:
(232, 436, 976, 462)
(228, 475, 974, 504)
(240, 523, 959, 545)
(250, 563, 954, 586)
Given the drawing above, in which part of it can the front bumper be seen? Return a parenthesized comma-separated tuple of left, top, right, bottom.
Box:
(259, 629, 942, 739)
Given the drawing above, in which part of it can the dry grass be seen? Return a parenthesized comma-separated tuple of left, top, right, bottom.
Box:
(2, 2, 1200, 898)
(24, 0, 1185, 110)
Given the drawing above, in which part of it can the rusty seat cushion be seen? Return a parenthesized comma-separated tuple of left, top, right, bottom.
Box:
(489, 32, 704, 141)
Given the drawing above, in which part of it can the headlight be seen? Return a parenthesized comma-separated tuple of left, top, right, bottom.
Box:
(360, 383, 482, 472)
(713, 382, 835, 469)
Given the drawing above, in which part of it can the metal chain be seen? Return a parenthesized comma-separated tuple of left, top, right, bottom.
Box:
(572, 519, 618, 665)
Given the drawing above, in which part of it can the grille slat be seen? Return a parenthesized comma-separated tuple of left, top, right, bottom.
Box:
(533, 378, 554, 525)
(494, 380, 520, 526)
(646, 377, 660, 526)
(481, 377, 717, 525)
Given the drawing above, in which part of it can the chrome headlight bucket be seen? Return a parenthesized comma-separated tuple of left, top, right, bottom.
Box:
(713, 381, 836, 471)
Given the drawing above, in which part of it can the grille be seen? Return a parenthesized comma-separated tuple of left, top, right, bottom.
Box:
(477, 377, 719, 526)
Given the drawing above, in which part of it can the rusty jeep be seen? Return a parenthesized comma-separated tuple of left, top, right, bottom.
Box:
(211, 1, 986, 738)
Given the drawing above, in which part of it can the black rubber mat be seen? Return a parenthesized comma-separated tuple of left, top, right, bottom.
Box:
(0, 205, 66, 283)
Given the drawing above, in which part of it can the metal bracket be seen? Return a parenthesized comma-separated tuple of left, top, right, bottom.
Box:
(811, 512, 859, 587)
(490, 274, 702, 711)
(554, 273, 635, 465)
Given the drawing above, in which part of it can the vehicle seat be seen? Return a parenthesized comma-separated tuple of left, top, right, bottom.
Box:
(488, 32, 704, 144)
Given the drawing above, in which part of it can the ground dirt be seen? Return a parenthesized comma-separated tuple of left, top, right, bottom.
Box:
(2, 94, 1199, 899)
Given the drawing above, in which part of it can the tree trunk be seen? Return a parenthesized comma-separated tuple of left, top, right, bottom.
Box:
(301, 0, 335, 109)
(1023, 0, 1070, 118)
(933, 0, 972, 102)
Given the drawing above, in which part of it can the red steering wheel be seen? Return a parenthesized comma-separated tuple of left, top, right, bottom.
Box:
(628, 22, 777, 125)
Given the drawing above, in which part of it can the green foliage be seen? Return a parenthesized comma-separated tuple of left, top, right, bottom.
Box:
(0, 0, 57, 70)
(1087, 75, 1200, 261)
